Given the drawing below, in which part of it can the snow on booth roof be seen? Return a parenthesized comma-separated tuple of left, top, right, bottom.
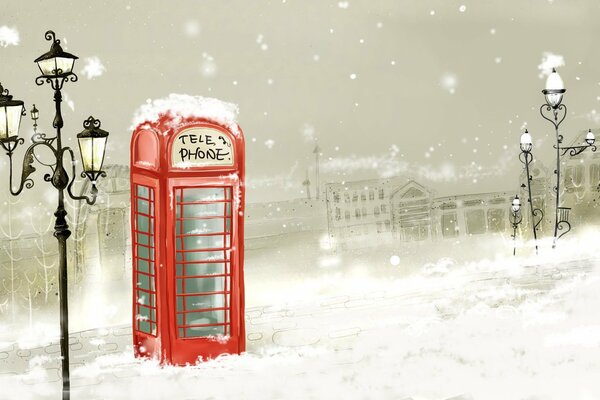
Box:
(131, 93, 240, 135)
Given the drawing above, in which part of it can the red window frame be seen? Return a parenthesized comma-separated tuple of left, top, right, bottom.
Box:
(133, 184, 158, 336)
(174, 186, 233, 339)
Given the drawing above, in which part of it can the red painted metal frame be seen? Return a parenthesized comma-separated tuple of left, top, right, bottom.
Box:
(130, 115, 245, 365)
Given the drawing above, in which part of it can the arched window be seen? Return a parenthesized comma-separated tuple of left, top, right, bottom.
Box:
(134, 130, 159, 170)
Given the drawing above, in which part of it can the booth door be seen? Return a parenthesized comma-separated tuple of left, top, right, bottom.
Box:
(171, 185, 237, 361)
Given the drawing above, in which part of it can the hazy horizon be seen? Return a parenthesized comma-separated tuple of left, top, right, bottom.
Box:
(2, 0, 600, 204)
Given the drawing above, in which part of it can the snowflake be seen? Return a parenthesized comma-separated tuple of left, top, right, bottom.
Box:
(184, 20, 201, 37)
(0, 26, 19, 47)
(80, 57, 106, 79)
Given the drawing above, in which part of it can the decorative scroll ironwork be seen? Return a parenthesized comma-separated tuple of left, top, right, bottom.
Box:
(532, 208, 544, 231)
(82, 116, 102, 129)
(558, 143, 597, 157)
(509, 209, 522, 256)
(45, 30, 58, 44)
(65, 147, 99, 205)
(540, 103, 567, 130)
(35, 74, 78, 91)
(518, 147, 540, 255)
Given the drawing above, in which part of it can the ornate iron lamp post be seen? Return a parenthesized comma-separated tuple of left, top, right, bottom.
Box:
(0, 30, 109, 400)
(509, 195, 523, 256)
(539, 68, 596, 248)
(518, 129, 544, 254)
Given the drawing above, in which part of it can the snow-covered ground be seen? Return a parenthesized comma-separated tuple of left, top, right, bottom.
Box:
(2, 230, 600, 399)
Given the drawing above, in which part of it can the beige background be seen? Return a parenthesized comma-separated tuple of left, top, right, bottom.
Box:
(1, 0, 600, 203)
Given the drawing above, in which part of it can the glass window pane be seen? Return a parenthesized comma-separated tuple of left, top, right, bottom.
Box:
(177, 277, 224, 295)
(137, 199, 150, 215)
(137, 259, 150, 273)
(177, 262, 226, 276)
(180, 219, 229, 235)
(185, 310, 224, 326)
(181, 188, 226, 202)
(186, 325, 224, 337)
(137, 215, 149, 232)
(181, 202, 230, 218)
(177, 294, 223, 312)
(487, 209, 505, 233)
(137, 274, 155, 291)
(466, 210, 486, 235)
(442, 213, 459, 238)
(139, 321, 151, 334)
(137, 185, 150, 199)
(137, 233, 151, 245)
(137, 246, 154, 260)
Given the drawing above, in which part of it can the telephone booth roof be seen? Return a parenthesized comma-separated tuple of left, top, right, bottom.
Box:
(131, 94, 244, 176)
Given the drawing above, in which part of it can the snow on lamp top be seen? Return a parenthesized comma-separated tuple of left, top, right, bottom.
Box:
(520, 129, 532, 153)
(131, 93, 240, 135)
(545, 68, 565, 92)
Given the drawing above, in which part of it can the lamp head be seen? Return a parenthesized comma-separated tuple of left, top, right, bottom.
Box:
(520, 129, 533, 153)
(542, 68, 566, 108)
(30, 104, 39, 122)
(34, 31, 78, 78)
(77, 116, 109, 182)
(511, 195, 521, 213)
(586, 129, 595, 146)
(0, 83, 25, 142)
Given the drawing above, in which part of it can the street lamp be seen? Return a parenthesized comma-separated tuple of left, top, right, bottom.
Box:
(539, 68, 596, 247)
(509, 195, 523, 256)
(77, 116, 109, 183)
(0, 30, 108, 400)
(518, 129, 543, 254)
(0, 83, 26, 150)
(30, 104, 39, 133)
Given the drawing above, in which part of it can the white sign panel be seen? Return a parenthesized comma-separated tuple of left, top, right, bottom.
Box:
(172, 127, 234, 168)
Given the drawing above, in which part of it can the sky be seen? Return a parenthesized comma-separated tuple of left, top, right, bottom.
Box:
(2, 0, 600, 203)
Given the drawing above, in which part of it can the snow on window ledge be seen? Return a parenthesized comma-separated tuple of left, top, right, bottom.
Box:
(131, 94, 240, 136)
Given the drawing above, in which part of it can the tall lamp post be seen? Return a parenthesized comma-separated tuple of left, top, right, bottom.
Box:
(539, 68, 596, 248)
(0, 30, 109, 400)
(509, 195, 523, 256)
(518, 129, 544, 254)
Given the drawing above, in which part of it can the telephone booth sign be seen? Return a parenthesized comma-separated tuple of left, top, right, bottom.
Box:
(130, 99, 245, 365)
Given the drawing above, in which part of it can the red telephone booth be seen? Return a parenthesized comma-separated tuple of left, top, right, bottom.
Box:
(130, 100, 245, 365)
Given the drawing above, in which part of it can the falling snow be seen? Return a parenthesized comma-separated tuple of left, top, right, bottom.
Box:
(80, 56, 106, 79)
(183, 20, 201, 37)
(0, 26, 19, 47)
(200, 52, 217, 78)
(538, 52, 565, 78)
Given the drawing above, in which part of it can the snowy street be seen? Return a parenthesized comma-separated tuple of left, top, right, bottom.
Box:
(2, 246, 600, 400)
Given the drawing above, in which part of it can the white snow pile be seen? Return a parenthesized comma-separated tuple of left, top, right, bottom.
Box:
(130, 94, 239, 135)
(3, 255, 600, 400)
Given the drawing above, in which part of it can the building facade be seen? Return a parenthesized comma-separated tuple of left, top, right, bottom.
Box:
(325, 177, 408, 247)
